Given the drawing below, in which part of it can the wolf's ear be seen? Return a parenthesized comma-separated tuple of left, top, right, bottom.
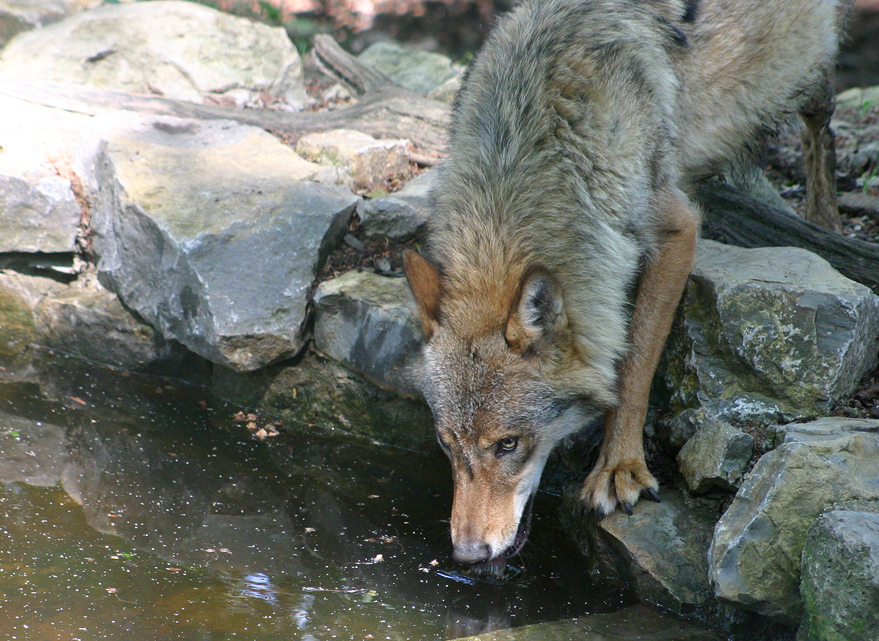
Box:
(403, 250, 442, 340)
(506, 266, 565, 355)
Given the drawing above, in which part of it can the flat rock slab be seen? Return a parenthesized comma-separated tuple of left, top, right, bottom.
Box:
(313, 269, 422, 398)
(0, 94, 92, 252)
(708, 419, 879, 623)
(596, 489, 715, 611)
(457, 604, 720, 640)
(800, 509, 879, 641)
(0, 0, 307, 107)
(661, 239, 879, 445)
(82, 112, 358, 371)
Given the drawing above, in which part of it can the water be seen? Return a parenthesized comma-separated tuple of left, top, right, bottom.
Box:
(0, 354, 633, 640)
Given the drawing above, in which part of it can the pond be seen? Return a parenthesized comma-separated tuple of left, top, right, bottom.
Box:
(0, 352, 636, 640)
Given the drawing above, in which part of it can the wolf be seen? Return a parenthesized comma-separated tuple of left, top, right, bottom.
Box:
(403, 0, 851, 567)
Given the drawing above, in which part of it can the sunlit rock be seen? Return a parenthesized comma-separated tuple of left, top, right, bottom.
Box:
(0, 0, 307, 108)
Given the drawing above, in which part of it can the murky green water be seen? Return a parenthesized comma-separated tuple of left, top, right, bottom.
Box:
(0, 354, 633, 640)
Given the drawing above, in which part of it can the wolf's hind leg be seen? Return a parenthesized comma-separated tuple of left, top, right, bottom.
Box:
(800, 65, 841, 232)
(581, 190, 699, 517)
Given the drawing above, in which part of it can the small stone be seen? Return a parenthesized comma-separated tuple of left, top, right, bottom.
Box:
(295, 129, 410, 189)
(678, 419, 754, 493)
(838, 191, 879, 220)
(357, 169, 435, 242)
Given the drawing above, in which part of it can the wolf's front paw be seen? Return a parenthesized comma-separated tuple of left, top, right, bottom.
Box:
(580, 454, 660, 518)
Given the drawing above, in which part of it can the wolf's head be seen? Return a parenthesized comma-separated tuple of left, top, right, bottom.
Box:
(404, 250, 614, 564)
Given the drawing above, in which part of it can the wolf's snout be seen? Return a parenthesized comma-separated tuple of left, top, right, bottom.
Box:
(452, 540, 492, 564)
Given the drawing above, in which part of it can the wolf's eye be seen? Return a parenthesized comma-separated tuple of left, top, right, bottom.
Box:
(497, 437, 518, 455)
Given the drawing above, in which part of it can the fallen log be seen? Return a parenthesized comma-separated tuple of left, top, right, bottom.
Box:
(696, 181, 879, 293)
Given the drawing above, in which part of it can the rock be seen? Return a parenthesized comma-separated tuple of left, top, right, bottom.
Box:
(836, 85, 879, 110)
(455, 604, 721, 640)
(357, 41, 460, 95)
(773, 416, 879, 444)
(0, 1, 307, 108)
(660, 240, 879, 445)
(678, 419, 754, 493)
(0, 94, 93, 253)
(34, 279, 185, 372)
(426, 74, 463, 103)
(708, 420, 879, 623)
(799, 509, 879, 641)
(213, 350, 434, 451)
(0, 0, 101, 46)
(357, 169, 434, 241)
(837, 191, 879, 220)
(851, 142, 879, 174)
(588, 489, 715, 611)
(0, 270, 66, 365)
(295, 129, 410, 189)
(79, 112, 358, 371)
(0, 412, 68, 487)
(313, 270, 422, 398)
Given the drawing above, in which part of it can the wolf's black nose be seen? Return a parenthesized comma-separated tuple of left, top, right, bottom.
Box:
(452, 542, 491, 564)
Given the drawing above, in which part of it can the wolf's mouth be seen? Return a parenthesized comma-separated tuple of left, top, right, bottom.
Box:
(465, 493, 535, 582)
(501, 492, 535, 559)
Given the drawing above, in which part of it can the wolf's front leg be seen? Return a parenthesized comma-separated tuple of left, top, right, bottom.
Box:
(581, 190, 699, 516)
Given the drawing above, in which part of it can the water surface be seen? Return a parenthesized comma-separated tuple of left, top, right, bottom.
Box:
(0, 355, 633, 640)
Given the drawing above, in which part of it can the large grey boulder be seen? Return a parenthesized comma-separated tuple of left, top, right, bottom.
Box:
(0, 1, 307, 108)
(0, 94, 91, 253)
(313, 269, 422, 398)
(79, 112, 358, 371)
(661, 240, 879, 447)
(708, 418, 879, 624)
(799, 509, 879, 641)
